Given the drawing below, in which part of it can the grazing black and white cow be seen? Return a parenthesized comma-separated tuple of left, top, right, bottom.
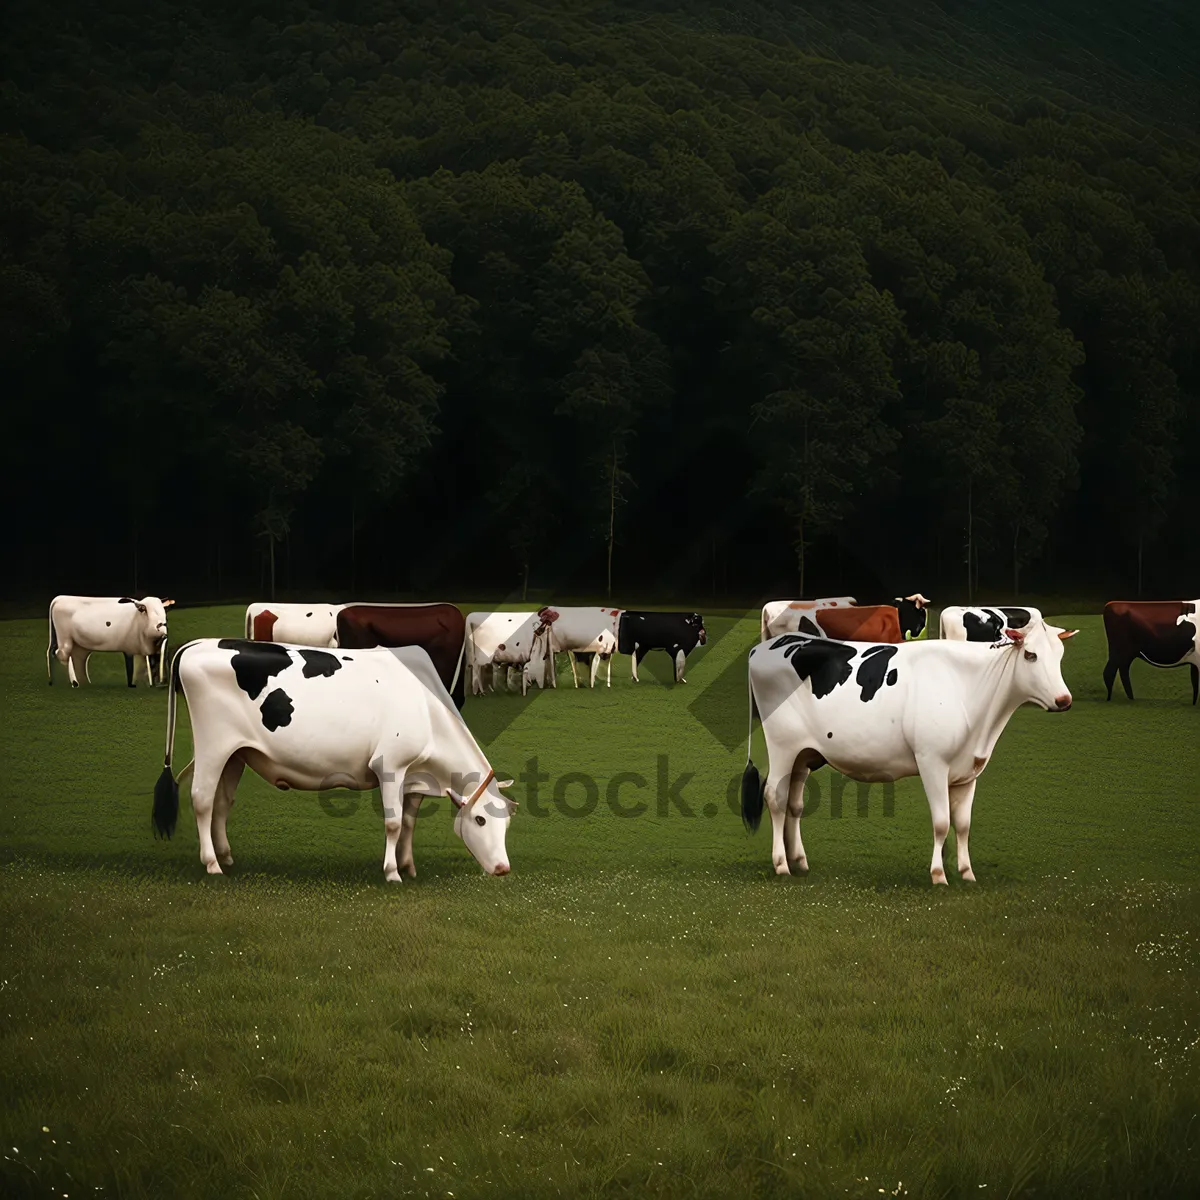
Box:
(742, 619, 1077, 884)
(940, 605, 1043, 642)
(617, 611, 707, 683)
(48, 595, 174, 687)
(151, 639, 516, 879)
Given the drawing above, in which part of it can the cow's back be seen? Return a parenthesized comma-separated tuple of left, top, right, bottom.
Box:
(816, 605, 902, 643)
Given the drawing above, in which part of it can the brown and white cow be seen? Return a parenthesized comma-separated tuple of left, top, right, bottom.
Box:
(336, 603, 467, 709)
(1103, 600, 1199, 704)
(244, 603, 342, 648)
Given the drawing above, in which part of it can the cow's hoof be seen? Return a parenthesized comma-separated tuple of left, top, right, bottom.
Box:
(789, 858, 809, 876)
(773, 860, 792, 876)
(71, 681, 79, 689)
(960, 868, 976, 883)
(931, 868, 948, 885)
(219, 854, 234, 867)
(205, 861, 223, 876)
(385, 869, 402, 883)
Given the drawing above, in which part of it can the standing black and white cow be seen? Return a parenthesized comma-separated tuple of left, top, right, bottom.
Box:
(617, 611, 707, 683)
(742, 620, 1077, 883)
(151, 640, 516, 879)
(940, 605, 1043, 642)
(48, 595, 174, 687)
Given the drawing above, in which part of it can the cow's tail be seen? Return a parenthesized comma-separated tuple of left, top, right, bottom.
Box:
(152, 641, 195, 839)
(47, 602, 58, 685)
(741, 665, 765, 833)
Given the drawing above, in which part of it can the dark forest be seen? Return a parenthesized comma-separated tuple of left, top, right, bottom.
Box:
(2, 0, 1197, 604)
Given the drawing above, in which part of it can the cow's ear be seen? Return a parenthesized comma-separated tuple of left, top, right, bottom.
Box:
(496, 778, 515, 790)
(449, 789, 466, 811)
(1058, 628, 1079, 640)
(162, 599, 175, 608)
(134, 601, 148, 615)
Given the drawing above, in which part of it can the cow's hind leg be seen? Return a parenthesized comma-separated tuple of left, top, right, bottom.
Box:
(950, 778, 977, 882)
(784, 760, 811, 875)
(1190, 663, 1198, 705)
(1103, 659, 1117, 700)
(191, 753, 235, 875)
(918, 759, 952, 884)
(67, 648, 88, 687)
(394, 792, 424, 880)
(1118, 661, 1135, 700)
(675, 649, 687, 683)
(764, 760, 800, 876)
(211, 757, 244, 868)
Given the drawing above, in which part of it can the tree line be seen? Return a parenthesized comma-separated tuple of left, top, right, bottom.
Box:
(1, 0, 1196, 603)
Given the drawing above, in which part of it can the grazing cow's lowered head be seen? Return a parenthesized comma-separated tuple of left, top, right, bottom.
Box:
(120, 596, 173, 645)
(1000, 622, 1077, 712)
(450, 770, 517, 875)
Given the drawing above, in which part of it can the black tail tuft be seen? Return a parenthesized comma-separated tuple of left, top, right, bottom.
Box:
(741, 761, 764, 833)
(152, 766, 179, 839)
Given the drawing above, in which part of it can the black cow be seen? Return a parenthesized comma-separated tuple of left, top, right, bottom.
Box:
(617, 611, 707, 684)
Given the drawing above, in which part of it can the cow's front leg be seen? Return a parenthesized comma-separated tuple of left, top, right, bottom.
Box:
(949, 778, 977, 882)
(68, 649, 88, 688)
(395, 792, 424, 880)
(785, 764, 811, 875)
(211, 757, 244, 868)
(124, 654, 136, 688)
(674, 649, 686, 683)
(569, 653, 580, 688)
(632, 646, 646, 683)
(918, 759, 952, 884)
(380, 775, 405, 882)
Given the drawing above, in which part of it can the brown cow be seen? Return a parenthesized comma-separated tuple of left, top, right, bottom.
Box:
(1103, 600, 1199, 704)
(804, 605, 905, 643)
(336, 603, 467, 709)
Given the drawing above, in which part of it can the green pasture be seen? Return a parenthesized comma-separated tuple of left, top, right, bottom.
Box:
(2, 605, 1198, 1198)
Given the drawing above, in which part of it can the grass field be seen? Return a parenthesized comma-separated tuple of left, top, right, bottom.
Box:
(2, 604, 1199, 1198)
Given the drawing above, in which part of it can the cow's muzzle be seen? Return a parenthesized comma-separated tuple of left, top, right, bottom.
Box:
(1053, 694, 1073, 712)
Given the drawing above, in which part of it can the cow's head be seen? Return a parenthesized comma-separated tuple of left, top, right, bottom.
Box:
(120, 596, 171, 641)
(894, 595, 930, 640)
(450, 769, 515, 875)
(1006, 622, 1076, 712)
(687, 613, 707, 645)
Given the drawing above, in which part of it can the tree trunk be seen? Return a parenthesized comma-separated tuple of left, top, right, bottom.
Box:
(1012, 523, 1021, 597)
(269, 537, 276, 601)
(797, 514, 806, 597)
(965, 480, 973, 604)
(132, 525, 139, 595)
(606, 448, 617, 601)
(351, 499, 357, 596)
(1137, 527, 1144, 598)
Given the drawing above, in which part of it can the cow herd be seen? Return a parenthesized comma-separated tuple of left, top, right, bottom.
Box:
(41, 591, 1198, 885)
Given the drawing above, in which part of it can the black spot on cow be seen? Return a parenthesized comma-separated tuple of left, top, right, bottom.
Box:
(798, 615, 822, 636)
(217, 639, 292, 700)
(260, 687, 294, 731)
(999, 607, 1033, 629)
(106, 621, 111, 627)
(118, 597, 134, 604)
(887, 668, 898, 686)
(856, 645, 899, 701)
(773, 635, 856, 698)
(827, 731, 833, 738)
(306, 612, 313, 618)
(299, 649, 342, 679)
(342, 655, 353, 661)
(962, 610, 1005, 642)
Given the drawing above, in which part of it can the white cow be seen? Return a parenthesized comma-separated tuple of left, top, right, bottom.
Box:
(47, 595, 173, 687)
(742, 619, 1077, 884)
(464, 611, 553, 696)
(940, 605, 1044, 642)
(536, 606, 623, 688)
(152, 640, 515, 879)
(760, 597, 857, 641)
(244, 602, 343, 648)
